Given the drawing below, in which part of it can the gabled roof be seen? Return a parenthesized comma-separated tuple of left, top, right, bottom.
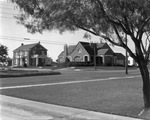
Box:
(80, 42, 94, 55)
(58, 41, 114, 57)
(67, 45, 76, 54)
(13, 43, 38, 52)
(58, 51, 64, 57)
(58, 45, 76, 57)
(13, 42, 46, 52)
(97, 49, 109, 55)
(114, 53, 125, 58)
(96, 43, 106, 49)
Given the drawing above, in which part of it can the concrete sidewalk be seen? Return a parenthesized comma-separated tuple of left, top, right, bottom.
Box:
(0, 95, 143, 120)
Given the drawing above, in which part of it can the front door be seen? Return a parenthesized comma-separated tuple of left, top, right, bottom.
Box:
(31, 58, 36, 66)
(38, 58, 45, 66)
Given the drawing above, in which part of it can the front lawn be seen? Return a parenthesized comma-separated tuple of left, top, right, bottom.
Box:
(75, 66, 138, 71)
(1, 76, 144, 118)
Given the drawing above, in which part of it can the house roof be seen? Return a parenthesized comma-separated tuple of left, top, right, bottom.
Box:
(80, 42, 94, 55)
(67, 45, 76, 54)
(13, 42, 46, 52)
(59, 51, 64, 57)
(96, 43, 105, 49)
(114, 53, 125, 58)
(58, 45, 76, 57)
(58, 41, 114, 57)
(13, 43, 38, 52)
(97, 49, 109, 55)
(80, 42, 113, 55)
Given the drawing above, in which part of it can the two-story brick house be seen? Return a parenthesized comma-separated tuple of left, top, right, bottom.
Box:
(13, 42, 48, 67)
(58, 41, 125, 66)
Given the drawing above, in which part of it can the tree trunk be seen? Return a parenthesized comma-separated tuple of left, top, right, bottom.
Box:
(138, 61, 150, 109)
(138, 60, 150, 119)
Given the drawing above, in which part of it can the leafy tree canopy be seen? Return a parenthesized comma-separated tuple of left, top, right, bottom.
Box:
(0, 44, 8, 63)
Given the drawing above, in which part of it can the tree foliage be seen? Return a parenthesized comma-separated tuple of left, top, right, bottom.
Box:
(0, 44, 8, 63)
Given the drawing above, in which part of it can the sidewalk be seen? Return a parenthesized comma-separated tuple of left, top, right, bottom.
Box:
(0, 95, 143, 120)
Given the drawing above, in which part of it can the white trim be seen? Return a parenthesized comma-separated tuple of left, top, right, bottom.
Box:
(83, 55, 89, 62)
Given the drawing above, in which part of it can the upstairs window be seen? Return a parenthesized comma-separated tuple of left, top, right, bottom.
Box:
(78, 48, 82, 53)
(25, 51, 28, 56)
(42, 51, 45, 55)
(32, 51, 36, 55)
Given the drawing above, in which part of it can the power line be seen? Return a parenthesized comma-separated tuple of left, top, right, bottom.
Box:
(0, 16, 15, 19)
(0, 36, 76, 45)
(0, 12, 18, 15)
(0, 35, 77, 45)
(0, 35, 66, 44)
(0, 15, 16, 19)
(0, 1, 16, 7)
(0, 7, 18, 10)
(0, 37, 66, 45)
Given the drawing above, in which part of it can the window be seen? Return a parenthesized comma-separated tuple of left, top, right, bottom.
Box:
(42, 51, 45, 55)
(20, 51, 24, 56)
(33, 51, 36, 55)
(14, 59, 17, 65)
(74, 56, 81, 62)
(15, 52, 18, 57)
(25, 51, 28, 56)
(78, 48, 82, 53)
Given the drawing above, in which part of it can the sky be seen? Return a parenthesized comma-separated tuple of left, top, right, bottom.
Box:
(0, 0, 130, 61)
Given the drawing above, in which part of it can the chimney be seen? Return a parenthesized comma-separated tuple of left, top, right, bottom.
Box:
(89, 41, 94, 48)
(64, 44, 68, 56)
(21, 43, 24, 46)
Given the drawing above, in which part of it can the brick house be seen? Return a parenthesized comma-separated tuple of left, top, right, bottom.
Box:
(58, 41, 125, 66)
(114, 53, 125, 66)
(13, 42, 49, 67)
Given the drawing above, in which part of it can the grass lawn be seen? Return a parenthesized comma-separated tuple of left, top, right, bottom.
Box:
(0, 69, 60, 78)
(1, 76, 144, 118)
(75, 66, 138, 71)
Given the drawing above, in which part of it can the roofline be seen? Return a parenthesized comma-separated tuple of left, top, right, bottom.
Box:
(13, 42, 47, 52)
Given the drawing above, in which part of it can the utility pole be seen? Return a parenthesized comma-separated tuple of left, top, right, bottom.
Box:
(94, 43, 97, 70)
(18, 49, 20, 67)
(125, 34, 128, 74)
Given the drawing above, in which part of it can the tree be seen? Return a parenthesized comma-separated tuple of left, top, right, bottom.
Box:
(11, 0, 150, 116)
(0, 44, 8, 64)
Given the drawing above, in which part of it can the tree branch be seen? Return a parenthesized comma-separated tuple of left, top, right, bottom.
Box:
(100, 35, 122, 47)
(107, 16, 132, 36)
(101, 33, 137, 61)
(139, 16, 150, 34)
(145, 44, 150, 63)
(112, 24, 124, 46)
(136, 17, 150, 40)
(141, 41, 147, 56)
(76, 25, 99, 36)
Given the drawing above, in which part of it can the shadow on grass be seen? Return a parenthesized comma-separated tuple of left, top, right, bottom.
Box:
(0, 70, 61, 78)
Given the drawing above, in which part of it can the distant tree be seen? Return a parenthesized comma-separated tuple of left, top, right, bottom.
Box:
(0, 44, 8, 63)
(11, 0, 150, 116)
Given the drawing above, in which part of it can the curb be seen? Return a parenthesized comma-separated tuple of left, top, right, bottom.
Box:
(0, 95, 143, 120)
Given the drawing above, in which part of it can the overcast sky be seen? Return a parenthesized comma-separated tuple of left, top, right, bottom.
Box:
(0, 0, 128, 61)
